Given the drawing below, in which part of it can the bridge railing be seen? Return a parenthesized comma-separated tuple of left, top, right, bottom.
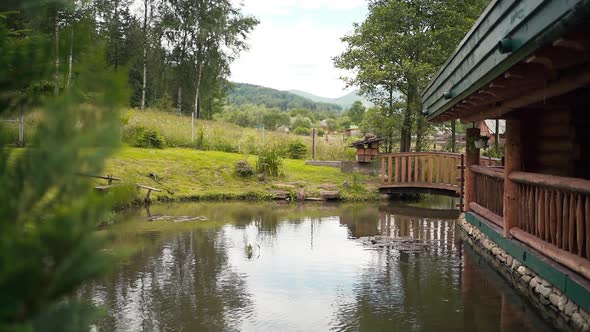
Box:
(379, 152, 464, 193)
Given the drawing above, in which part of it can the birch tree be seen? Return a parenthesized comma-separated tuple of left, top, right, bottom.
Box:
(140, 0, 154, 110)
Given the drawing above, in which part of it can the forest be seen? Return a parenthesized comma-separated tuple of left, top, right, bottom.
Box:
(0, 0, 258, 120)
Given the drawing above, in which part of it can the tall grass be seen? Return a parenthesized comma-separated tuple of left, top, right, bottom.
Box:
(125, 109, 356, 161)
(0, 112, 42, 147)
(3, 108, 358, 161)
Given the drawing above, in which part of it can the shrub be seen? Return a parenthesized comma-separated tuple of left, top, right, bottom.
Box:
(134, 126, 167, 149)
(235, 160, 254, 178)
(317, 128, 325, 137)
(256, 147, 283, 177)
(153, 93, 175, 112)
(287, 140, 307, 159)
(293, 127, 311, 136)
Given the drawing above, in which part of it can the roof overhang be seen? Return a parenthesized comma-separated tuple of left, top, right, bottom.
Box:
(421, 0, 590, 123)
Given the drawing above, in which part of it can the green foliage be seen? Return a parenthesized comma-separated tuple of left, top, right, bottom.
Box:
(338, 116, 352, 130)
(235, 160, 254, 178)
(133, 126, 167, 149)
(287, 140, 307, 159)
(317, 128, 326, 137)
(334, 0, 488, 151)
(0, 4, 129, 330)
(153, 93, 175, 113)
(360, 106, 402, 152)
(293, 127, 311, 136)
(347, 101, 366, 125)
(292, 115, 312, 129)
(256, 147, 284, 178)
(349, 173, 367, 193)
(482, 145, 504, 158)
(216, 104, 290, 130)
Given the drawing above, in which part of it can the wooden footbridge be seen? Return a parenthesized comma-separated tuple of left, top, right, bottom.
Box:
(379, 152, 465, 208)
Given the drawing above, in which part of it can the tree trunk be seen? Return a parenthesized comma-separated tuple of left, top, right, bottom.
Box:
(194, 58, 203, 119)
(415, 115, 425, 152)
(114, 0, 119, 70)
(67, 15, 73, 88)
(400, 91, 413, 152)
(177, 86, 182, 115)
(54, 10, 60, 95)
(414, 92, 426, 152)
(141, 0, 149, 110)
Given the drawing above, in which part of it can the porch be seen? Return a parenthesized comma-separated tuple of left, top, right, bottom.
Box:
(467, 161, 590, 280)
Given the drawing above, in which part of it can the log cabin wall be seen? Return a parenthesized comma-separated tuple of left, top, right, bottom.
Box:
(518, 89, 589, 179)
(573, 92, 590, 180)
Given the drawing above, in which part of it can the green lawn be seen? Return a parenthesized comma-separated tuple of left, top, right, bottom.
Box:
(104, 146, 378, 202)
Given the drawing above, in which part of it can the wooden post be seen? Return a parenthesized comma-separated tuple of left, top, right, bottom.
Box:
(495, 119, 500, 154)
(465, 127, 481, 212)
(460, 154, 465, 211)
(312, 128, 316, 160)
(18, 106, 24, 147)
(503, 119, 522, 237)
(451, 120, 457, 153)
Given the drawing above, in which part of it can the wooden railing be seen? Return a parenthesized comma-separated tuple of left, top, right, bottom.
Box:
(469, 165, 504, 227)
(480, 156, 503, 167)
(510, 172, 590, 262)
(380, 152, 463, 193)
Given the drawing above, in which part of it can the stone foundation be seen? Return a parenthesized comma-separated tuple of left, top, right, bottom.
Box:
(460, 215, 590, 331)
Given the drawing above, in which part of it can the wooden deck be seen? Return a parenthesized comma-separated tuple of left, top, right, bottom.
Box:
(378, 152, 465, 203)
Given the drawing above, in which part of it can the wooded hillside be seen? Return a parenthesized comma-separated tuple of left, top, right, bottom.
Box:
(226, 83, 342, 112)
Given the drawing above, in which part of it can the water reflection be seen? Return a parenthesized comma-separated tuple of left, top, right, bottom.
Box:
(81, 201, 554, 331)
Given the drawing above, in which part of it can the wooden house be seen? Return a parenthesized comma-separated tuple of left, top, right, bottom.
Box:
(344, 126, 361, 137)
(479, 119, 505, 146)
(421, 0, 590, 328)
(350, 135, 382, 163)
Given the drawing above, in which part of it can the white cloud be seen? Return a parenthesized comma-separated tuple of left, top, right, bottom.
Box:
(229, 0, 367, 98)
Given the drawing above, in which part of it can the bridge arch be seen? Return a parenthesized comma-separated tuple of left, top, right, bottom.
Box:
(379, 152, 465, 206)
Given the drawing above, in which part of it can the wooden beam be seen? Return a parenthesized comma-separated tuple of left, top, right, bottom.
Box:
(527, 46, 590, 70)
(469, 202, 503, 227)
(510, 227, 590, 280)
(510, 172, 590, 195)
(464, 127, 481, 212)
(471, 165, 504, 179)
(553, 38, 585, 51)
(460, 64, 590, 123)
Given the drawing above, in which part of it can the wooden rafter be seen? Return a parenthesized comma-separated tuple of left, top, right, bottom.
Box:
(460, 64, 590, 123)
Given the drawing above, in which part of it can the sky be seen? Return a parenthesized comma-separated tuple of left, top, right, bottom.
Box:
(229, 0, 368, 99)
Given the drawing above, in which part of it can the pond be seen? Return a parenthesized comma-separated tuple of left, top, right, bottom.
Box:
(81, 197, 554, 331)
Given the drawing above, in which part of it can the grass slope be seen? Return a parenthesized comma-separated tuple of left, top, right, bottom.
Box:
(105, 147, 378, 203)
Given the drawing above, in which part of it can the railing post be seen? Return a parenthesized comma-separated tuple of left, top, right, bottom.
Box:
(460, 154, 465, 211)
(465, 127, 481, 212)
(504, 119, 523, 237)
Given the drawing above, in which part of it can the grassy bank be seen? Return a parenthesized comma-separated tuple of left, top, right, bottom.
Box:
(103, 146, 379, 204)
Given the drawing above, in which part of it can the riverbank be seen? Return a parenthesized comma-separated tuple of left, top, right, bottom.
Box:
(103, 147, 380, 205)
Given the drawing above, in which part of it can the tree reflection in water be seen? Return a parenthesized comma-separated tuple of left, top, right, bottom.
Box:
(80, 200, 554, 332)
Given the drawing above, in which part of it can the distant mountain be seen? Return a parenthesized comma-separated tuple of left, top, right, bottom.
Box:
(289, 89, 373, 109)
(226, 83, 342, 112)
